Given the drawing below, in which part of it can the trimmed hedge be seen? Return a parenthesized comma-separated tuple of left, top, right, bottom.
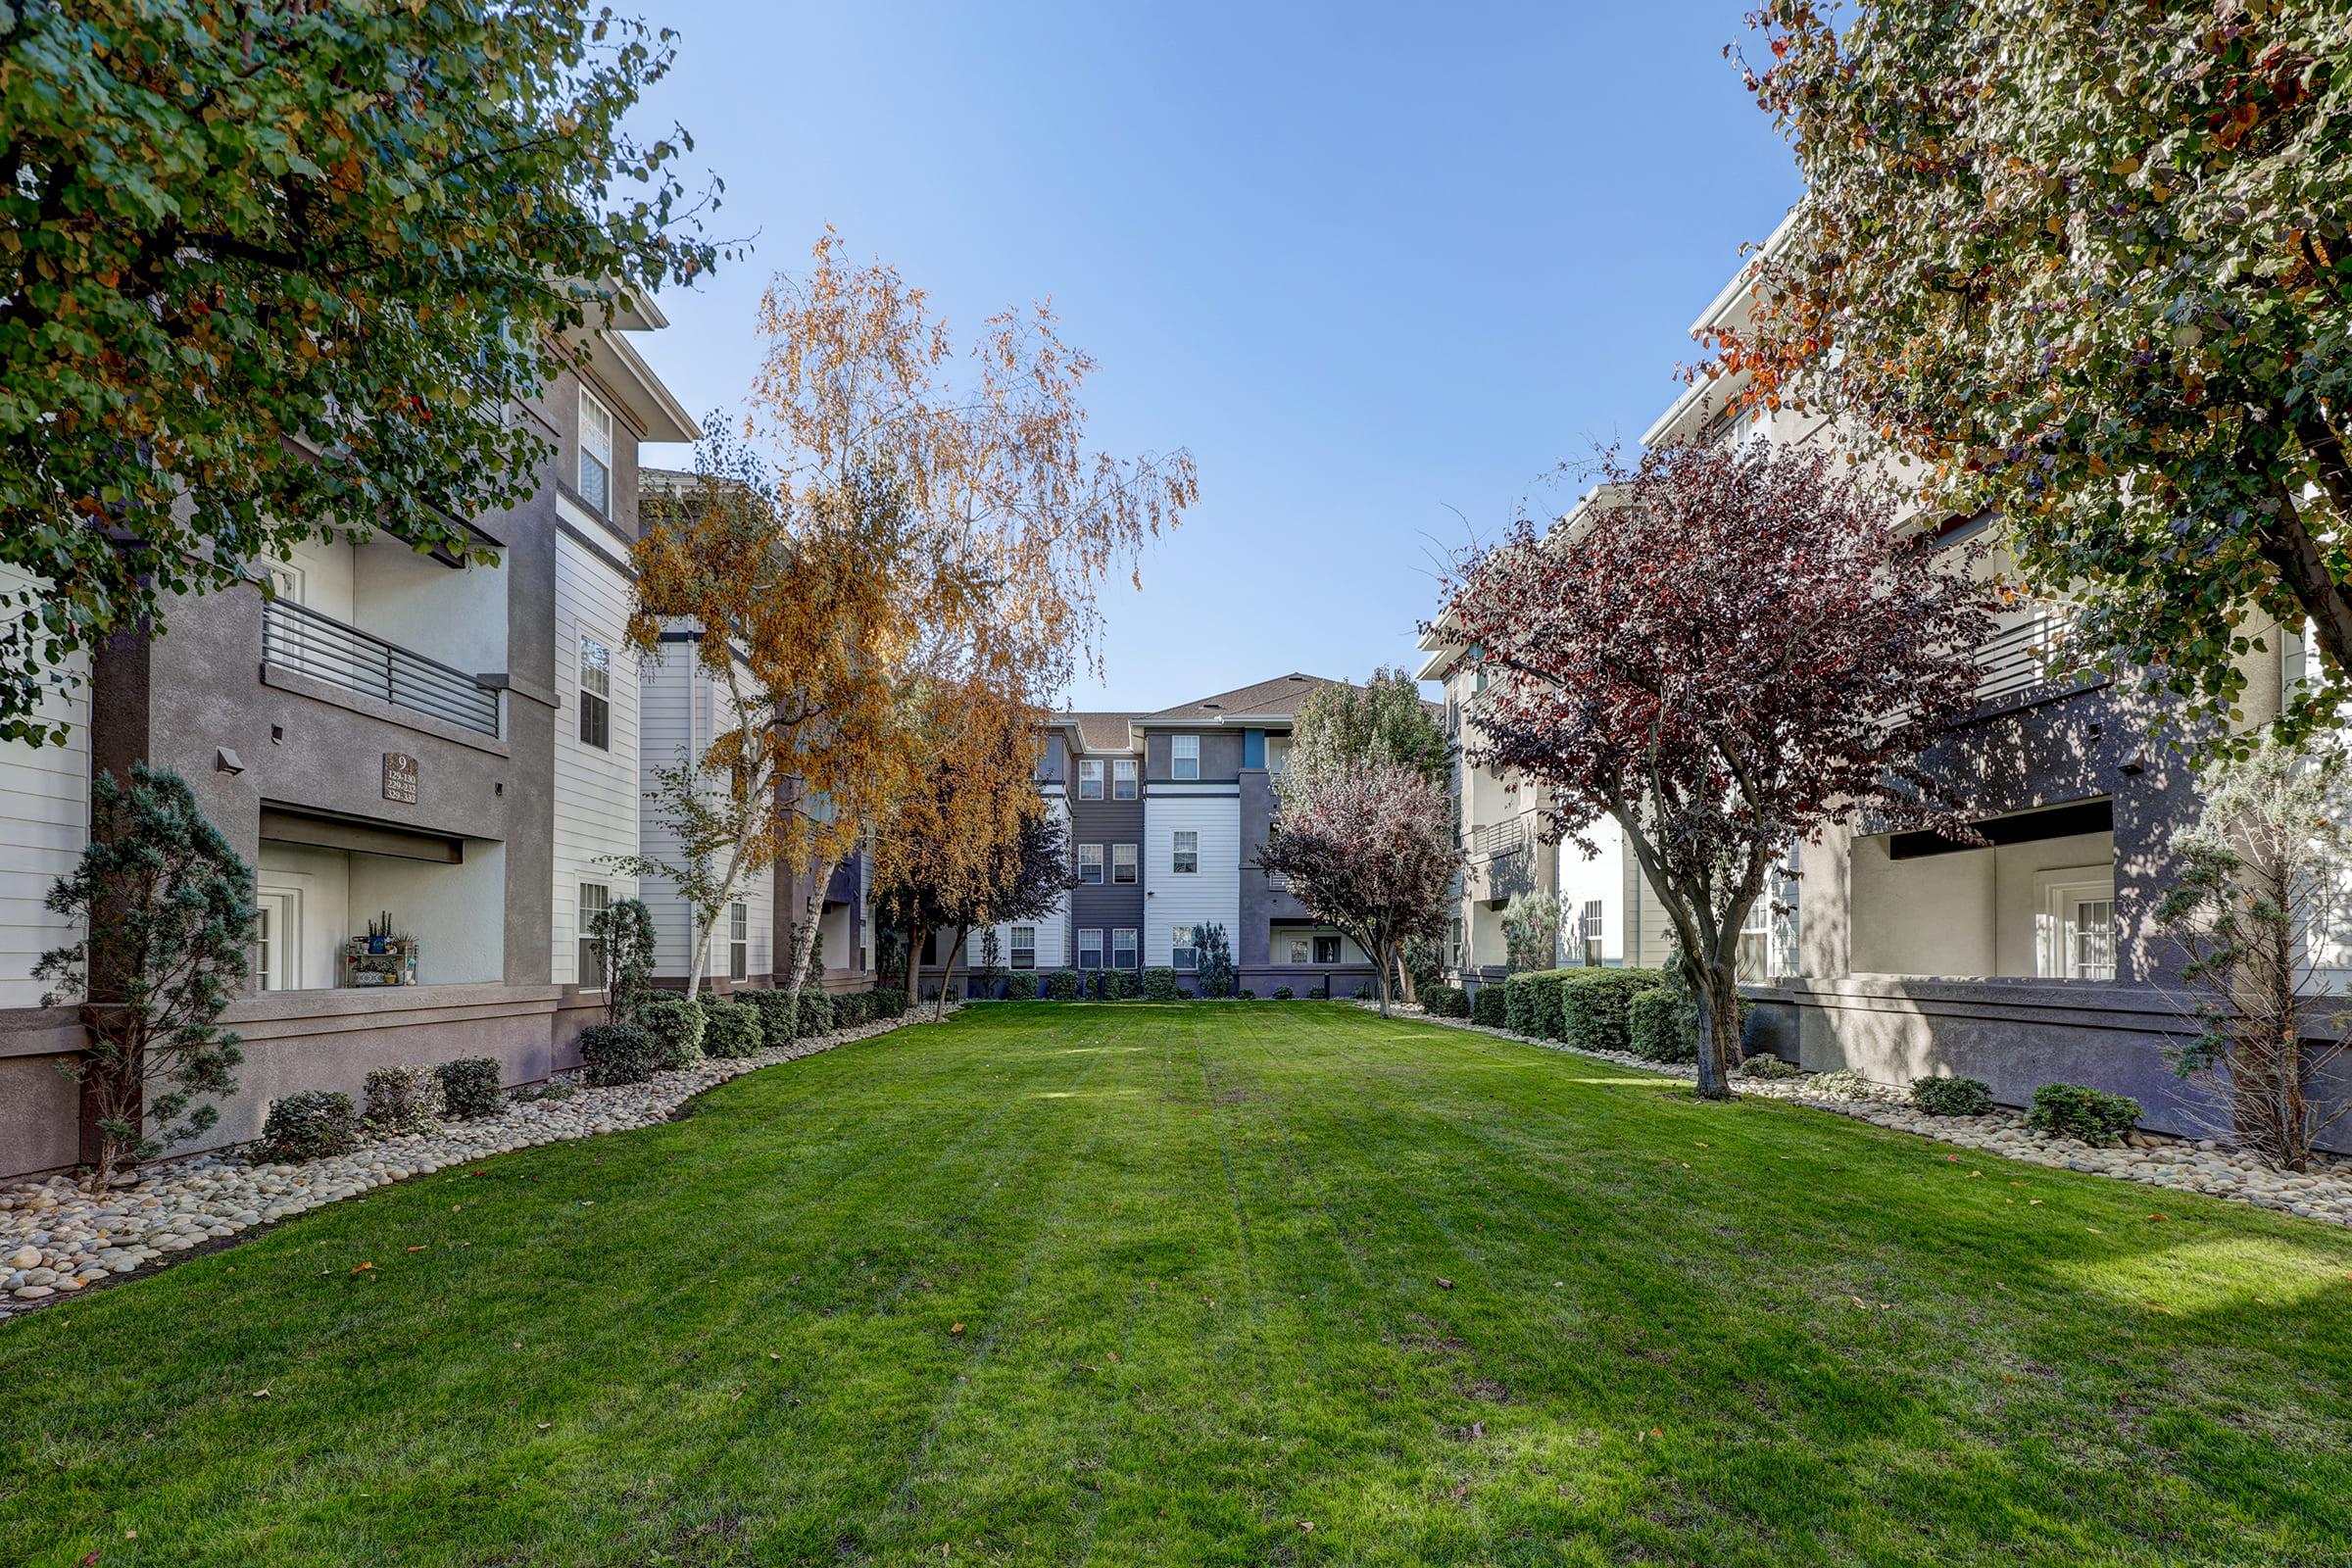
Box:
(640, 998, 707, 1069)
(831, 990, 871, 1028)
(1104, 969, 1140, 1001)
(2027, 1082, 2141, 1145)
(1420, 984, 1468, 1018)
(1560, 968, 1670, 1054)
(1628, 987, 1692, 1063)
(1272, 986, 1296, 1001)
(1911, 1076, 1995, 1117)
(1470, 985, 1507, 1027)
(743, 989, 797, 1045)
(437, 1057, 503, 1120)
(1142, 967, 1180, 1002)
(702, 998, 762, 1058)
(870, 988, 906, 1020)
(1004, 972, 1038, 1000)
(260, 1090, 360, 1162)
(1045, 969, 1082, 1002)
(580, 1022, 661, 1086)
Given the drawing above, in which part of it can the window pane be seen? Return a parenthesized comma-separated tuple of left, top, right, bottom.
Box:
(1113, 928, 1137, 967)
(1172, 735, 1200, 780)
(1113, 759, 1137, 800)
(1174, 830, 1198, 874)
(1011, 925, 1037, 969)
(1113, 844, 1137, 884)
(1314, 935, 1340, 964)
(579, 390, 614, 514)
(1079, 760, 1103, 799)
(1078, 844, 1102, 884)
(1078, 928, 1102, 966)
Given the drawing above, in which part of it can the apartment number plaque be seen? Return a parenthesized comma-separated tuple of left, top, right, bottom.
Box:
(383, 752, 419, 805)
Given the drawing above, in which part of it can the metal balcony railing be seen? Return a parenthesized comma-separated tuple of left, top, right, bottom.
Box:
(264, 597, 502, 738)
(1469, 818, 1528, 859)
(1266, 871, 1294, 892)
(1971, 613, 2068, 705)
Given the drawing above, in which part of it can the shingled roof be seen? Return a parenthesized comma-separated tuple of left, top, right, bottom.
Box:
(1054, 672, 1437, 753)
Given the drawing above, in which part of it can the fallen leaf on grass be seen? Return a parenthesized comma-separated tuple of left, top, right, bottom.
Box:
(2086, 1226, 2103, 1235)
(350, 1262, 372, 1274)
(406, 1246, 427, 1253)
(249, 1389, 270, 1398)
(1298, 1520, 1314, 1533)
(536, 1422, 551, 1431)
(2146, 1213, 2170, 1222)
(951, 1323, 965, 1335)
(1435, 1277, 1454, 1291)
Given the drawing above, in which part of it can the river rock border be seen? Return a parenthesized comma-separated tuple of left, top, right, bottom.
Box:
(1372, 1002, 2352, 1228)
(0, 1004, 957, 1320)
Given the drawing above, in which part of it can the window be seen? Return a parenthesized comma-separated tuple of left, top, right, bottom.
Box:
(1078, 759, 1104, 800)
(1313, 934, 1341, 965)
(1736, 899, 1770, 981)
(254, 890, 298, 991)
(1078, 928, 1103, 968)
(2073, 900, 2116, 981)
(1265, 735, 1291, 774)
(1172, 924, 1199, 969)
(1112, 928, 1138, 968)
(2034, 868, 2117, 982)
(1173, 830, 1198, 874)
(1112, 759, 1138, 800)
(577, 633, 612, 751)
(1010, 925, 1037, 969)
(727, 901, 748, 982)
(1113, 844, 1138, 884)
(1287, 938, 1309, 964)
(578, 387, 614, 514)
(1077, 843, 1103, 885)
(1171, 734, 1200, 780)
(1582, 899, 1604, 967)
(1448, 916, 1465, 970)
(578, 883, 611, 989)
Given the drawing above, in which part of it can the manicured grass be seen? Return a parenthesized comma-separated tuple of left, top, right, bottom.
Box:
(5, 1004, 2352, 1566)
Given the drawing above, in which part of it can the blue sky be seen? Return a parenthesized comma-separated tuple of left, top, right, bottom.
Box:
(631, 2, 1803, 711)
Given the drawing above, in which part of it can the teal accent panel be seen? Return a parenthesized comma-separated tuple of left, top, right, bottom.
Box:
(1244, 729, 1265, 768)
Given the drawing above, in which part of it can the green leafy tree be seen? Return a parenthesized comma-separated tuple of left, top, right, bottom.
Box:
(34, 765, 255, 1186)
(0, 0, 723, 745)
(1721, 0, 2352, 744)
(1499, 890, 1560, 973)
(589, 897, 660, 1026)
(607, 756, 754, 999)
(1281, 667, 1448, 802)
(2155, 733, 2352, 1171)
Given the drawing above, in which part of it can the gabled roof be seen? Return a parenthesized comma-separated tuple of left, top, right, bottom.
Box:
(1138, 671, 1345, 725)
(1064, 711, 1140, 753)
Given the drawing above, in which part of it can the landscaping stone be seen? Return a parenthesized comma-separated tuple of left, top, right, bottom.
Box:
(1374, 1000, 2352, 1229)
(0, 1004, 945, 1321)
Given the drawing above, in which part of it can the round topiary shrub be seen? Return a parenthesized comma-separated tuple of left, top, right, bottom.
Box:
(1272, 985, 1295, 1001)
(1911, 1075, 1995, 1117)
(579, 1022, 661, 1086)
(1420, 984, 1468, 1018)
(701, 998, 762, 1058)
(437, 1057, 503, 1120)
(2026, 1082, 2141, 1145)
(1141, 967, 1180, 1002)
(363, 1063, 439, 1136)
(1045, 969, 1082, 1001)
(640, 998, 707, 1069)
(1470, 985, 1507, 1027)
(260, 1090, 361, 1163)
(1004, 972, 1038, 1001)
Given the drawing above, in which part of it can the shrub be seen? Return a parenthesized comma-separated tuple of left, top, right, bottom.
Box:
(1350, 983, 1373, 1002)
(437, 1057, 503, 1120)
(1421, 984, 1468, 1018)
(1739, 1051, 1801, 1080)
(2027, 1082, 2141, 1145)
(1628, 987, 1694, 1063)
(1307, 984, 1329, 999)
(1238, 988, 1256, 1000)
(1560, 968, 1671, 1055)
(1004, 972, 1038, 1001)
(743, 989, 797, 1044)
(260, 1090, 360, 1163)
(510, 1081, 576, 1103)
(1807, 1068, 1886, 1102)
(1045, 969, 1082, 1002)
(1502, 973, 1540, 1035)
(796, 991, 835, 1037)
(1142, 967, 1180, 1002)
(1470, 985, 1508, 1027)
(1195, 922, 1238, 999)
(641, 998, 707, 1069)
(588, 897, 659, 1025)
(1272, 985, 1296, 1001)
(702, 998, 762, 1058)
(362, 1064, 439, 1136)
(829, 990, 867, 1028)
(580, 1022, 661, 1086)
(870, 988, 906, 1019)
(1105, 969, 1140, 1001)
(1911, 1075, 1995, 1117)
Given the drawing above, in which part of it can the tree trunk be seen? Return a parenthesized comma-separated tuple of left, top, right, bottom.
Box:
(1396, 949, 1417, 1006)
(2283, 418, 2352, 681)
(937, 925, 969, 1020)
(905, 924, 928, 1007)
(1376, 939, 1396, 1017)
(1691, 959, 1742, 1101)
(784, 861, 834, 997)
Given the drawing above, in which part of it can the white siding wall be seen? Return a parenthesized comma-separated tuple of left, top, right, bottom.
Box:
(977, 796, 1070, 973)
(635, 649, 775, 984)
(1557, 819, 1630, 967)
(553, 533, 641, 984)
(1145, 793, 1240, 966)
(0, 565, 87, 1005)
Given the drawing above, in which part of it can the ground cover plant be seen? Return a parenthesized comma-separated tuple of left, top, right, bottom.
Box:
(3, 1004, 2348, 1566)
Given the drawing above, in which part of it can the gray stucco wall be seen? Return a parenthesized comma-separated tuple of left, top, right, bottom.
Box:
(1145, 729, 1244, 781)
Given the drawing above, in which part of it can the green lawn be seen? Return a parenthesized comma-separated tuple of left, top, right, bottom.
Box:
(5, 1004, 2352, 1566)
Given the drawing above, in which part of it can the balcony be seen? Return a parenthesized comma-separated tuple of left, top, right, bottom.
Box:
(263, 597, 502, 738)
(1469, 818, 1529, 860)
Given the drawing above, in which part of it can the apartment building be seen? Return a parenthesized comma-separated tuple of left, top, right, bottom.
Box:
(0, 301, 724, 1180)
(920, 674, 1393, 998)
(1431, 232, 2332, 1146)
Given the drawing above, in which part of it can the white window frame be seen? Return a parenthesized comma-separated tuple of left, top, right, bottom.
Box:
(254, 888, 301, 992)
(1010, 925, 1037, 970)
(727, 900, 749, 982)
(1287, 937, 1309, 965)
(1077, 843, 1103, 885)
(1583, 899, 1605, 967)
(1112, 759, 1138, 800)
(1077, 928, 1104, 968)
(1112, 928, 1138, 969)
(577, 882, 611, 989)
(1112, 843, 1138, 885)
(1173, 830, 1199, 875)
(578, 386, 614, 514)
(1171, 734, 1200, 781)
(2035, 867, 2118, 982)
(1078, 759, 1104, 800)
(1172, 924, 1199, 969)
(577, 632, 612, 751)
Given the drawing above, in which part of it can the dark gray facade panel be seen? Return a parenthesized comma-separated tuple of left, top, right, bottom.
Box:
(1145, 728, 1244, 782)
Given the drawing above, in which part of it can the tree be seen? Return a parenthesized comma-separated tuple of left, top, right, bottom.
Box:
(1500, 890, 1560, 973)
(1281, 667, 1448, 800)
(2154, 734, 2352, 1171)
(934, 809, 1076, 1017)
(34, 766, 254, 1186)
(1256, 763, 1459, 1018)
(608, 757, 754, 1000)
(1443, 439, 1996, 1097)
(1716, 0, 2352, 746)
(1195, 923, 1238, 1000)
(973, 928, 1004, 1002)
(0, 0, 721, 745)
(589, 897, 659, 1027)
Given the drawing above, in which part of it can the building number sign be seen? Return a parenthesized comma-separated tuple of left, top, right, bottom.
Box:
(383, 751, 419, 805)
